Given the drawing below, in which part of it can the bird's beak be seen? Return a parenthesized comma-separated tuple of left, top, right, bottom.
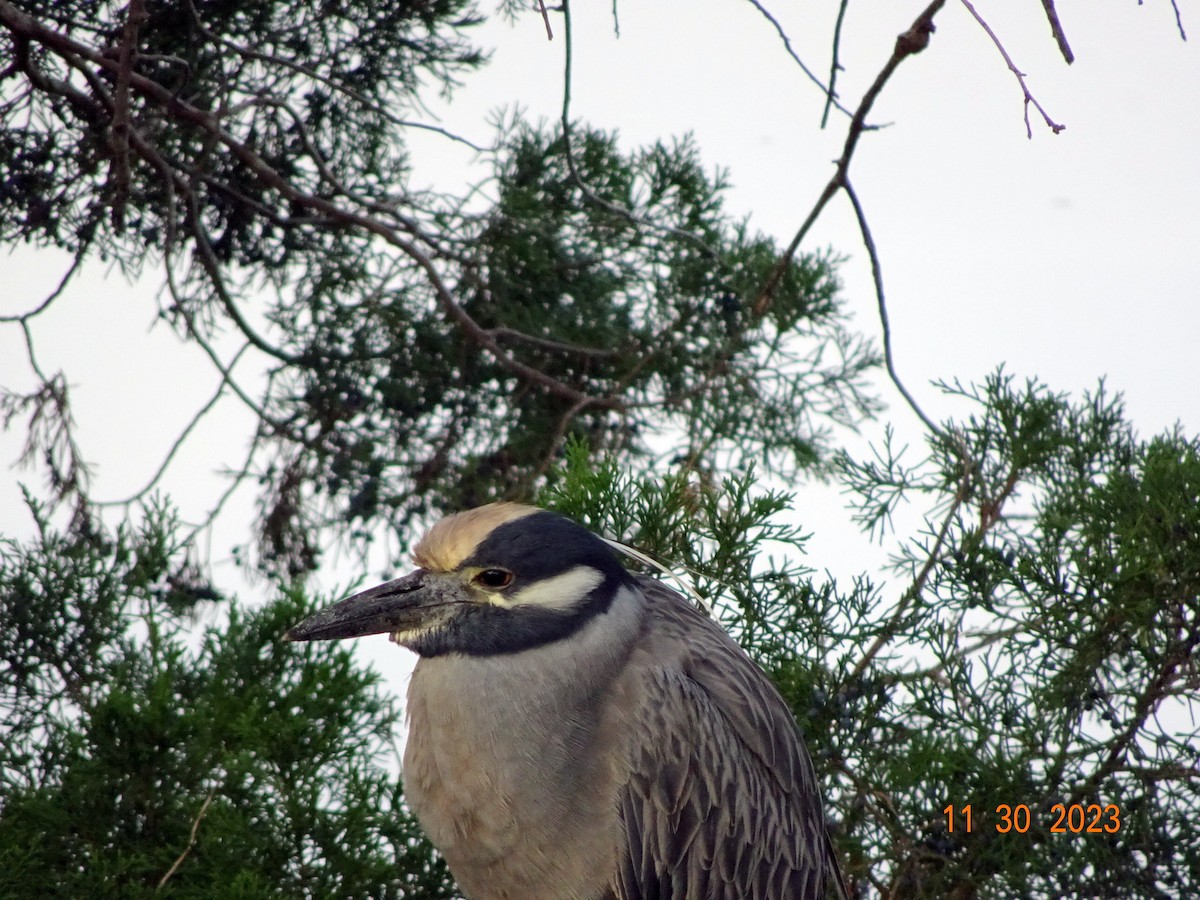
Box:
(284, 569, 453, 642)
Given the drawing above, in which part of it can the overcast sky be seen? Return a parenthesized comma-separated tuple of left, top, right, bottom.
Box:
(2, 2, 1197, 635)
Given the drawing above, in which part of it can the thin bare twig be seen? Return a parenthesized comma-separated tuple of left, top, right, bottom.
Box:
(488, 326, 617, 359)
(536, 0, 553, 40)
(743, 0, 855, 120)
(843, 179, 942, 438)
(822, 0, 852, 128)
(95, 344, 251, 507)
(1038, 0, 1074, 63)
(756, 0, 945, 314)
(558, 0, 718, 258)
(528, 395, 596, 485)
(960, 0, 1065, 138)
(108, 0, 147, 232)
(156, 789, 215, 890)
(186, 411, 270, 547)
(0, 251, 87, 323)
(185, 194, 301, 365)
(1168, 0, 1188, 41)
(751, 1, 956, 463)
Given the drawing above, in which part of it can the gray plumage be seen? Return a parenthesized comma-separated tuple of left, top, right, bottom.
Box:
(286, 503, 842, 900)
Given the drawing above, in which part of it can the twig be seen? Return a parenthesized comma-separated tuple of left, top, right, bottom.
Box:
(186, 412, 269, 546)
(536, 0, 553, 40)
(744, 0, 855, 120)
(95, 344, 251, 507)
(894, 621, 1028, 684)
(156, 789, 215, 890)
(756, 0, 946, 313)
(822, 0, 852, 128)
(183, 189, 301, 365)
(1038, 0, 1074, 63)
(488, 326, 617, 359)
(528, 395, 596, 485)
(0, 250, 87, 323)
(960, 0, 1065, 138)
(1168, 0, 1188, 41)
(558, 0, 718, 258)
(108, 0, 147, 232)
(842, 178, 943, 439)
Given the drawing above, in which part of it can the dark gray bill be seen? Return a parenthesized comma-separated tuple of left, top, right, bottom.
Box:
(284, 569, 435, 642)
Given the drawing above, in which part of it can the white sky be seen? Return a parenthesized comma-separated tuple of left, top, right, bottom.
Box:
(1, 2, 1198, 687)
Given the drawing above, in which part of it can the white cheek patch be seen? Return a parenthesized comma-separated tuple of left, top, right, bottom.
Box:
(502, 566, 604, 611)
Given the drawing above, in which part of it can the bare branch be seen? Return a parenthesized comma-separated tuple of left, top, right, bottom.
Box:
(842, 178, 943, 439)
(487, 326, 618, 359)
(743, 0, 855, 120)
(755, 0, 945, 314)
(1169, 0, 1188, 41)
(156, 789, 215, 890)
(822, 0, 852, 128)
(186, 411, 270, 548)
(1038, 0, 1074, 63)
(107, 0, 147, 232)
(536, 0, 554, 40)
(95, 344, 252, 508)
(182, 187, 300, 365)
(528, 395, 596, 486)
(960, 0, 1065, 138)
(0, 251, 87, 324)
(558, 0, 718, 258)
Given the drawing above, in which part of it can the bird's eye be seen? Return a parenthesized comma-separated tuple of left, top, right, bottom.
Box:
(474, 568, 514, 590)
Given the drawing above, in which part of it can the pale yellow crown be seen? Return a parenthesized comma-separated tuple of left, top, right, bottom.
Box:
(411, 502, 540, 572)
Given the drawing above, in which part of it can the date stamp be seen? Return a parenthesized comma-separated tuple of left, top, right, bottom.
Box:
(943, 803, 1121, 834)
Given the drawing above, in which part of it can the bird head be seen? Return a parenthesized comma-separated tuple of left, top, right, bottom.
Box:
(284, 503, 634, 656)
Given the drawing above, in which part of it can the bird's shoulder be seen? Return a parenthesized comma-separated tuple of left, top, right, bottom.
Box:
(612, 576, 828, 899)
(623, 575, 815, 796)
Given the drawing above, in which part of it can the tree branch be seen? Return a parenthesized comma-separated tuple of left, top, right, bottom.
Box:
(156, 789, 215, 890)
(755, 0, 945, 313)
(107, 0, 147, 232)
(822, 0, 853, 127)
(558, 0, 718, 258)
(843, 178, 943, 439)
(1038, 0, 1074, 63)
(743, 0, 854, 120)
(960, 0, 1065, 138)
(0, 0, 610, 410)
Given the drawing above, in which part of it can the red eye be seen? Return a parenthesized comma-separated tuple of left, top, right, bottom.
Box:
(474, 568, 513, 589)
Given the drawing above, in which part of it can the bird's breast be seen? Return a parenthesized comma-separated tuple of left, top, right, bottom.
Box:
(402, 586, 645, 899)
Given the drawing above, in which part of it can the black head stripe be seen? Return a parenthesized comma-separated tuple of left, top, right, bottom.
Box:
(408, 511, 634, 657)
(410, 604, 596, 657)
(463, 511, 629, 586)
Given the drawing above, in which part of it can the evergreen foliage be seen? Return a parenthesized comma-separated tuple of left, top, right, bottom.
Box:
(0, 498, 454, 897)
(1, 2, 1196, 898)
(547, 376, 1200, 897)
(0, 0, 876, 580)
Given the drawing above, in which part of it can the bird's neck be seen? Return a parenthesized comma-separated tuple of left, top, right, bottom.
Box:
(406, 582, 644, 752)
(401, 585, 646, 899)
